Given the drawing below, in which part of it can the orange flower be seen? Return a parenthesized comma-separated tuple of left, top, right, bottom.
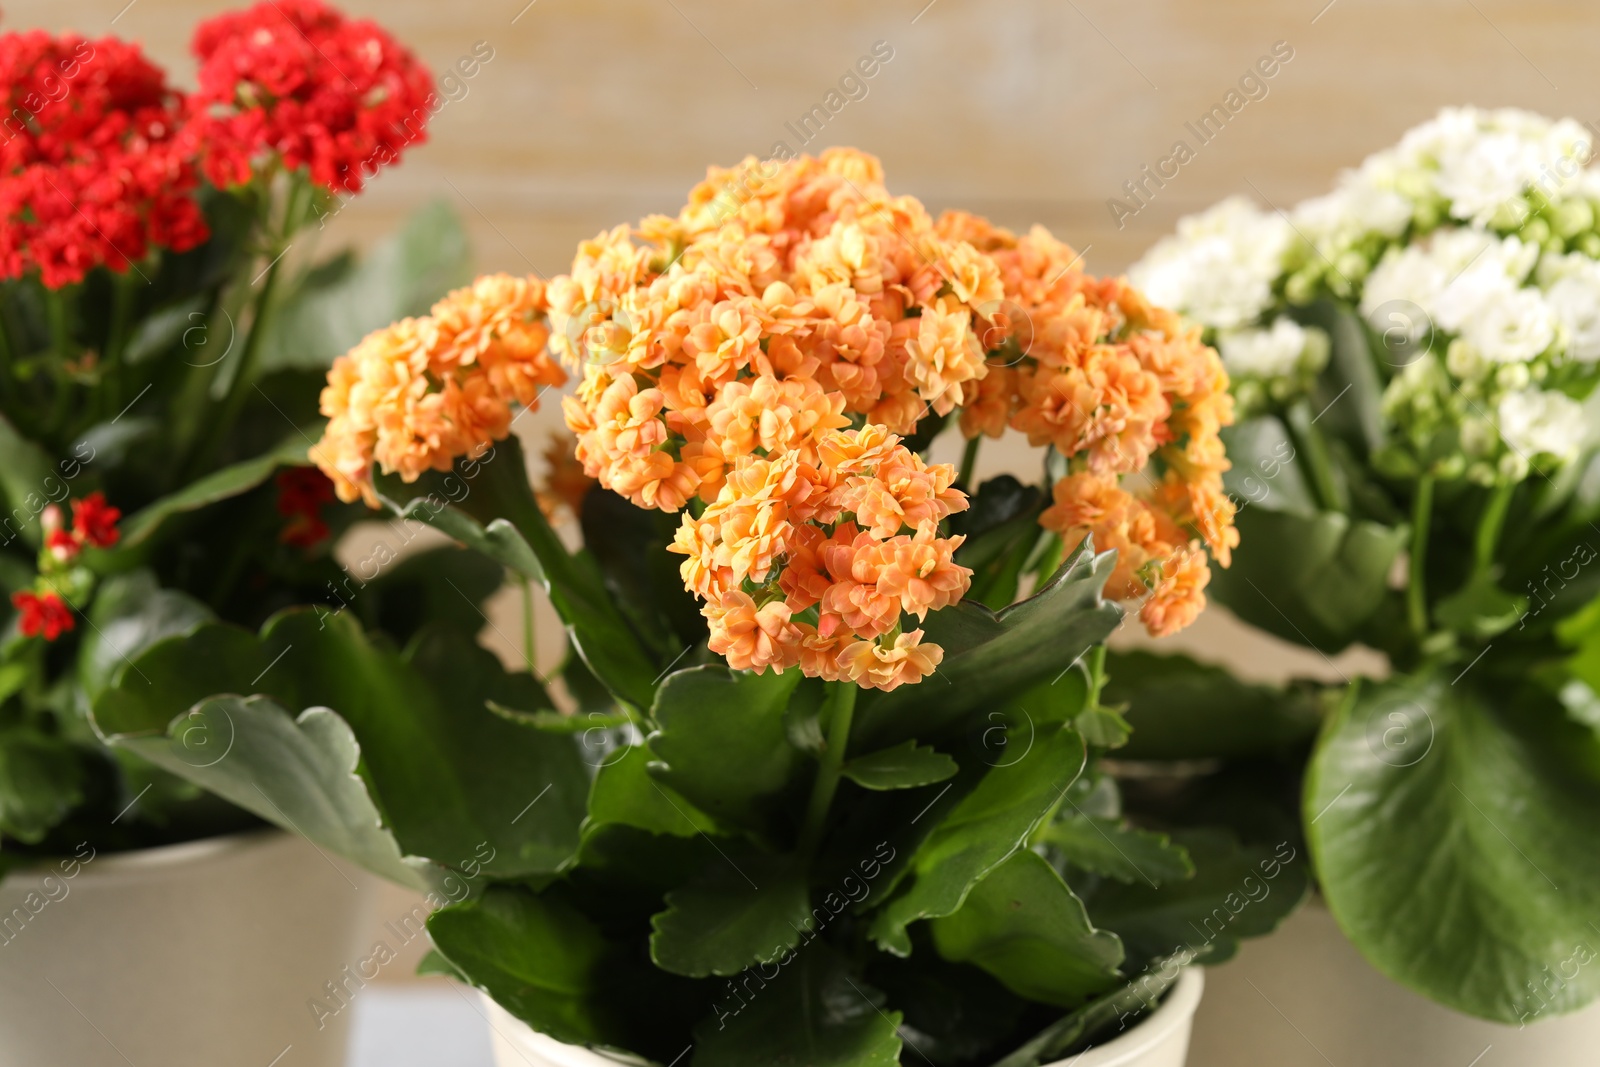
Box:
(836, 630, 945, 691)
(1140, 544, 1212, 638)
(705, 591, 802, 673)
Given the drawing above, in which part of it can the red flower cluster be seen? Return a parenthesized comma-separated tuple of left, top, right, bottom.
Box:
(187, 0, 435, 194)
(11, 590, 73, 641)
(0, 32, 207, 288)
(43, 491, 122, 562)
(275, 466, 336, 548)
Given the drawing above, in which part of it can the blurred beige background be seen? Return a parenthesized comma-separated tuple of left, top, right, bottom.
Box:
(10, 0, 1582, 977)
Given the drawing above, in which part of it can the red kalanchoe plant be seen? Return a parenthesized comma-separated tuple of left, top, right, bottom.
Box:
(187, 0, 435, 194)
(11, 590, 74, 641)
(0, 31, 207, 288)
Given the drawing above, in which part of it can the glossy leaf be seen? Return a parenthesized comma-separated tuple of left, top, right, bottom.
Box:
(1038, 814, 1194, 887)
(870, 723, 1087, 956)
(1207, 506, 1407, 653)
(1307, 673, 1600, 1021)
(854, 542, 1121, 750)
(842, 741, 959, 791)
(647, 666, 803, 836)
(651, 853, 812, 977)
(118, 437, 309, 548)
(0, 728, 88, 844)
(930, 849, 1123, 1007)
(92, 611, 589, 880)
(76, 570, 213, 707)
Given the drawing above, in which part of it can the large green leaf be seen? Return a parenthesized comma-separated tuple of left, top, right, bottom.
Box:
(646, 666, 803, 836)
(76, 570, 213, 707)
(1085, 828, 1310, 966)
(691, 944, 903, 1067)
(929, 849, 1123, 1007)
(650, 853, 812, 978)
(1299, 298, 1386, 458)
(991, 952, 1190, 1067)
(118, 438, 309, 548)
(429, 885, 702, 1063)
(261, 199, 473, 372)
(1207, 506, 1407, 652)
(102, 695, 435, 890)
(91, 611, 589, 880)
(869, 723, 1087, 956)
(1220, 416, 1317, 517)
(1104, 650, 1324, 760)
(354, 544, 506, 644)
(842, 741, 958, 791)
(1306, 673, 1600, 1021)
(853, 542, 1121, 750)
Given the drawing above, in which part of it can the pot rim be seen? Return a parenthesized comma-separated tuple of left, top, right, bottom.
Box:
(1067, 965, 1205, 1066)
(2, 827, 287, 885)
(483, 966, 1206, 1066)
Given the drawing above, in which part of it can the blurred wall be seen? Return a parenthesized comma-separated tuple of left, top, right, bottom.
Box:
(11, 0, 1575, 974)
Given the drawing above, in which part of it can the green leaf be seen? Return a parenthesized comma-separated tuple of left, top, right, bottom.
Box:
(0, 728, 87, 843)
(870, 723, 1087, 956)
(1084, 827, 1309, 966)
(583, 744, 717, 840)
(1306, 673, 1600, 1021)
(651, 853, 812, 977)
(1104, 650, 1324, 760)
(691, 944, 903, 1067)
(854, 542, 1121, 750)
(1038, 815, 1194, 886)
(1073, 706, 1132, 749)
(1299, 298, 1386, 457)
(118, 437, 309, 548)
(492, 705, 627, 733)
(429, 886, 693, 1060)
(0, 413, 61, 548)
(647, 666, 802, 836)
(76, 570, 213, 707)
(1207, 506, 1407, 653)
(842, 741, 959, 791)
(92, 611, 589, 881)
(951, 475, 1047, 609)
(260, 200, 473, 372)
(930, 849, 1123, 1007)
(1221, 416, 1318, 517)
(100, 695, 436, 890)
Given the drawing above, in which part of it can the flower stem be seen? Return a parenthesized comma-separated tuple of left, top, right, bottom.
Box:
(958, 434, 981, 488)
(1085, 644, 1108, 710)
(521, 575, 538, 675)
(799, 681, 858, 858)
(1407, 474, 1434, 638)
(1473, 481, 1514, 577)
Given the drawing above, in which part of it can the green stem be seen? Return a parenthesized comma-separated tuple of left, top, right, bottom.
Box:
(101, 269, 139, 416)
(1473, 481, 1515, 576)
(1286, 399, 1343, 513)
(958, 434, 981, 489)
(521, 576, 538, 674)
(44, 286, 72, 433)
(1085, 644, 1108, 711)
(188, 251, 285, 474)
(799, 682, 858, 858)
(1407, 474, 1434, 639)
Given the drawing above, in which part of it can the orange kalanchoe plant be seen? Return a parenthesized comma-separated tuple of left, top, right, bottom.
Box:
(313, 149, 1236, 689)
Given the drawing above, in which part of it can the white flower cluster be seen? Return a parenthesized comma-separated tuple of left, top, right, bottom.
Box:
(1131, 106, 1600, 484)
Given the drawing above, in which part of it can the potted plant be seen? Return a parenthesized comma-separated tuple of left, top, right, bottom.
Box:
(1124, 106, 1600, 1065)
(90, 149, 1311, 1066)
(0, 3, 472, 1065)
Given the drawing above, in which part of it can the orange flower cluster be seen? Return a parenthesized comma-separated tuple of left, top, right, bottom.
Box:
(314, 274, 564, 506)
(670, 425, 970, 690)
(552, 148, 1004, 514)
(934, 213, 1238, 637)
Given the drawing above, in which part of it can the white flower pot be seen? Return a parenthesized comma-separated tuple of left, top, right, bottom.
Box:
(0, 829, 377, 1067)
(481, 967, 1205, 1067)
(1187, 899, 1600, 1066)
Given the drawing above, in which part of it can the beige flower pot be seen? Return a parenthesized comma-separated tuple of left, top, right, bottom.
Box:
(1187, 899, 1600, 1066)
(482, 967, 1205, 1067)
(0, 830, 377, 1067)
